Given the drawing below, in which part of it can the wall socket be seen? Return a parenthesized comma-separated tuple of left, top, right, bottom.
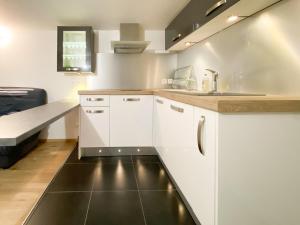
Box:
(161, 78, 168, 85)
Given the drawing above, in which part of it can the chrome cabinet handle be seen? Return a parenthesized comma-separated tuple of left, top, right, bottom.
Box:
(66, 67, 81, 72)
(86, 97, 104, 102)
(86, 110, 104, 114)
(156, 99, 163, 104)
(170, 104, 184, 113)
(197, 116, 205, 155)
(172, 33, 182, 42)
(206, 0, 227, 16)
(123, 98, 141, 102)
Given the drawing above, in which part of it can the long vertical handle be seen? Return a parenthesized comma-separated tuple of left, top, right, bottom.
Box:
(197, 116, 206, 155)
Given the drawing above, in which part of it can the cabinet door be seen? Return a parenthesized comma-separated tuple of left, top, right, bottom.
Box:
(57, 26, 95, 72)
(153, 96, 169, 156)
(188, 107, 217, 225)
(110, 95, 153, 147)
(160, 99, 194, 182)
(79, 107, 109, 147)
(165, 0, 240, 50)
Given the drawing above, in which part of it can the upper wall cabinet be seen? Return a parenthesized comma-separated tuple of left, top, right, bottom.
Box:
(165, 0, 280, 51)
(57, 26, 95, 73)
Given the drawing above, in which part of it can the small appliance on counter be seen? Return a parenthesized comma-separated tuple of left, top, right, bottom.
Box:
(171, 66, 195, 90)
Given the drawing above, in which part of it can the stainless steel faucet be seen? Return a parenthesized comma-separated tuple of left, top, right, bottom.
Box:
(205, 69, 219, 93)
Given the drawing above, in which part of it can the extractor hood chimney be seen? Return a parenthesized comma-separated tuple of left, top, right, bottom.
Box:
(111, 23, 150, 54)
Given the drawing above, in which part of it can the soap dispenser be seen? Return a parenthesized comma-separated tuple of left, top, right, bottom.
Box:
(202, 74, 210, 92)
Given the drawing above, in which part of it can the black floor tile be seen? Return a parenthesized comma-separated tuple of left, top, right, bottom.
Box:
(25, 192, 90, 225)
(47, 164, 97, 192)
(67, 150, 132, 164)
(85, 191, 145, 225)
(140, 190, 196, 225)
(132, 155, 160, 163)
(133, 162, 175, 190)
(93, 163, 138, 191)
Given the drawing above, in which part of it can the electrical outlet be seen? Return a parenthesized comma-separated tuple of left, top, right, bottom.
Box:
(161, 78, 167, 85)
(167, 79, 173, 84)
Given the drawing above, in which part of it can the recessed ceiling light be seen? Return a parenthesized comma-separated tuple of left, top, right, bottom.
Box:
(227, 15, 239, 23)
(185, 42, 191, 47)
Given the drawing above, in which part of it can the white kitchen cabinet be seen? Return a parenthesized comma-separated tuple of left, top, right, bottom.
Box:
(79, 106, 110, 148)
(154, 98, 300, 225)
(153, 96, 170, 157)
(158, 98, 194, 186)
(110, 95, 153, 146)
(154, 97, 216, 225)
(189, 107, 217, 225)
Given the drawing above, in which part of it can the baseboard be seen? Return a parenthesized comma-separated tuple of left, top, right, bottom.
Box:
(80, 147, 157, 157)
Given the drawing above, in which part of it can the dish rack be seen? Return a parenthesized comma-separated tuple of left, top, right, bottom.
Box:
(171, 66, 194, 89)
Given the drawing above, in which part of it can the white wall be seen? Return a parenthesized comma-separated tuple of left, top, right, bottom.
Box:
(177, 0, 300, 95)
(0, 28, 87, 139)
(0, 27, 168, 139)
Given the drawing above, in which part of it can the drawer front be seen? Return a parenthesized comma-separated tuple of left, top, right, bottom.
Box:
(80, 95, 109, 107)
(79, 106, 109, 147)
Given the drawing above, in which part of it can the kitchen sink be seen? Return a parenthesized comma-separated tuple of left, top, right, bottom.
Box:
(163, 89, 265, 96)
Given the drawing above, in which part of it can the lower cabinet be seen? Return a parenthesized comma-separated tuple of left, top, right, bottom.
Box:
(190, 107, 216, 225)
(110, 95, 153, 146)
(79, 106, 109, 147)
(79, 94, 300, 225)
(154, 97, 216, 225)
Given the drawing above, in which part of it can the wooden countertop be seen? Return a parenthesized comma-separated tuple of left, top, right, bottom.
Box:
(0, 100, 79, 146)
(78, 89, 300, 113)
(78, 89, 153, 95)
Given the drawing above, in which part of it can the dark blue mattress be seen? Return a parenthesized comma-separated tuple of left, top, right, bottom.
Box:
(0, 87, 47, 168)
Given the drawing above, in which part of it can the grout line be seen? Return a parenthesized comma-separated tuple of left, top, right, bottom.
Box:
(138, 188, 176, 192)
(83, 170, 96, 225)
(92, 189, 138, 192)
(47, 190, 91, 194)
(131, 155, 148, 225)
(47, 189, 175, 194)
(65, 162, 134, 165)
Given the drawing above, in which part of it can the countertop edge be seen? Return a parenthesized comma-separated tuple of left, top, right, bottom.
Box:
(77, 90, 300, 113)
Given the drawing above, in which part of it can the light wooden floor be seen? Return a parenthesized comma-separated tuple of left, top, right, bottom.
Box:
(0, 140, 76, 225)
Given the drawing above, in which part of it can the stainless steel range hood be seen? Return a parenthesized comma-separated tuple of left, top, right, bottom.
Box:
(111, 23, 150, 54)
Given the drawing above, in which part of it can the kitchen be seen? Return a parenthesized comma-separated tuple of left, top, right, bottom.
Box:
(0, 0, 299, 225)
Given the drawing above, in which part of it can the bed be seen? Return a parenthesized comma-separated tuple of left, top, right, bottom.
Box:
(0, 87, 47, 168)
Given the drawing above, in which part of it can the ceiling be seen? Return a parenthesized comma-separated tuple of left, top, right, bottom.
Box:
(0, 0, 190, 30)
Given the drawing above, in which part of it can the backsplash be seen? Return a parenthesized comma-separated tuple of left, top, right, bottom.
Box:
(177, 0, 300, 95)
(86, 53, 177, 89)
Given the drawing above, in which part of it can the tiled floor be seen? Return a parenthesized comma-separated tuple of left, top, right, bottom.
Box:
(24, 150, 196, 225)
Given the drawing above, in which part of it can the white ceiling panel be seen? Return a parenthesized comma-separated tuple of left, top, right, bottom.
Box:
(0, 0, 190, 29)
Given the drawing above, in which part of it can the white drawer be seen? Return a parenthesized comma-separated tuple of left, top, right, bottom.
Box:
(79, 107, 110, 147)
(80, 95, 109, 107)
